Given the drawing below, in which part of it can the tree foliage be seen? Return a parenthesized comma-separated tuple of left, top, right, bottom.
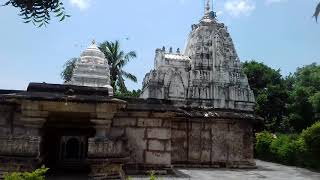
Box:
(3, 0, 69, 27)
(243, 61, 320, 133)
(314, 2, 320, 22)
(98, 40, 137, 93)
(243, 61, 289, 132)
(60, 58, 78, 83)
(115, 89, 141, 98)
(288, 63, 320, 132)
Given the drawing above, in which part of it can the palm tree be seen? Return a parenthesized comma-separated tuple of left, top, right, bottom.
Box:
(99, 40, 137, 93)
(60, 40, 137, 93)
(61, 58, 79, 83)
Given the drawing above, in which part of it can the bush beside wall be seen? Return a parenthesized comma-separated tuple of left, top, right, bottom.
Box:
(255, 121, 320, 170)
(4, 166, 48, 180)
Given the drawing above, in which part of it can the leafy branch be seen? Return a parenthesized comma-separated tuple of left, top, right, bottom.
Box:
(3, 0, 70, 27)
(313, 2, 320, 22)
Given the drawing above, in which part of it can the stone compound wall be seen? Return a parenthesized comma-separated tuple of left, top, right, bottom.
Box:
(111, 110, 172, 172)
(0, 100, 256, 176)
(171, 118, 255, 168)
(110, 104, 256, 170)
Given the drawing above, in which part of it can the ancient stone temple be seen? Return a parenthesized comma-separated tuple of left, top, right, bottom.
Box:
(0, 1, 258, 179)
(140, 1, 255, 111)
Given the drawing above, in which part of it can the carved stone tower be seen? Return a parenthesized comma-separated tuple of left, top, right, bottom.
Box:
(140, 0, 255, 111)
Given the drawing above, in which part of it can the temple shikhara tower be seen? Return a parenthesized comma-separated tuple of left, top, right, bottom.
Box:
(68, 40, 114, 95)
(0, 1, 258, 179)
(141, 0, 255, 111)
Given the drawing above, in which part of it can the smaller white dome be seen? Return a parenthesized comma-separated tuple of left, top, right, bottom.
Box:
(68, 40, 113, 95)
(80, 40, 106, 65)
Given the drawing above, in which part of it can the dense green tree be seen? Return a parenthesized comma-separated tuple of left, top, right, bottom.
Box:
(243, 60, 289, 132)
(98, 40, 137, 93)
(3, 0, 69, 27)
(288, 63, 320, 132)
(243, 61, 282, 95)
(244, 62, 320, 133)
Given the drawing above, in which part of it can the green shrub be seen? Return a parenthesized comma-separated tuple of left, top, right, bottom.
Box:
(300, 121, 320, 168)
(270, 134, 303, 164)
(255, 122, 320, 169)
(255, 131, 274, 160)
(148, 170, 159, 180)
(301, 121, 320, 155)
(4, 166, 48, 180)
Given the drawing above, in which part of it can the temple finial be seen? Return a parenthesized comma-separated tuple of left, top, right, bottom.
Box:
(205, 0, 211, 15)
(92, 39, 96, 45)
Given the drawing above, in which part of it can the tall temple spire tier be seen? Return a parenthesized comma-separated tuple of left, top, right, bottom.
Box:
(140, 0, 255, 111)
(68, 41, 114, 96)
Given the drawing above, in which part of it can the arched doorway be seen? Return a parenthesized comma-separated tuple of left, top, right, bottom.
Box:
(66, 137, 81, 159)
(59, 136, 87, 163)
(41, 113, 95, 174)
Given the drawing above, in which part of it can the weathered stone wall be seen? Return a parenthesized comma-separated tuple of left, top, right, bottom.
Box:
(0, 104, 13, 136)
(0, 97, 256, 177)
(171, 118, 255, 168)
(111, 110, 172, 169)
(0, 104, 42, 176)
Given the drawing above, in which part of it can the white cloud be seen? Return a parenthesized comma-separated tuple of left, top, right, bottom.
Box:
(216, 10, 224, 16)
(265, 0, 287, 5)
(224, 0, 255, 17)
(70, 0, 91, 10)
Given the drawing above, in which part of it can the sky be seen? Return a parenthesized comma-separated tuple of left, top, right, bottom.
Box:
(0, 0, 319, 90)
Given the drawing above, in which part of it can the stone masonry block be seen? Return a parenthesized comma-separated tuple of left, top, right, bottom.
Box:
(162, 119, 171, 128)
(137, 118, 162, 127)
(171, 130, 186, 138)
(145, 151, 171, 165)
(0, 112, 9, 126)
(113, 118, 136, 127)
(109, 128, 124, 138)
(129, 112, 150, 118)
(125, 128, 146, 163)
(148, 140, 165, 151)
(165, 140, 171, 151)
(147, 128, 170, 140)
(150, 112, 173, 118)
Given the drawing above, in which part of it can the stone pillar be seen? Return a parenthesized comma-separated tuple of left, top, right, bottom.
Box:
(87, 103, 128, 179)
(90, 103, 122, 138)
(87, 138, 129, 179)
(90, 119, 112, 138)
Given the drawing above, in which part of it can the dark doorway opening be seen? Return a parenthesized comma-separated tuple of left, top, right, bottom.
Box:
(66, 137, 81, 159)
(41, 113, 95, 175)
